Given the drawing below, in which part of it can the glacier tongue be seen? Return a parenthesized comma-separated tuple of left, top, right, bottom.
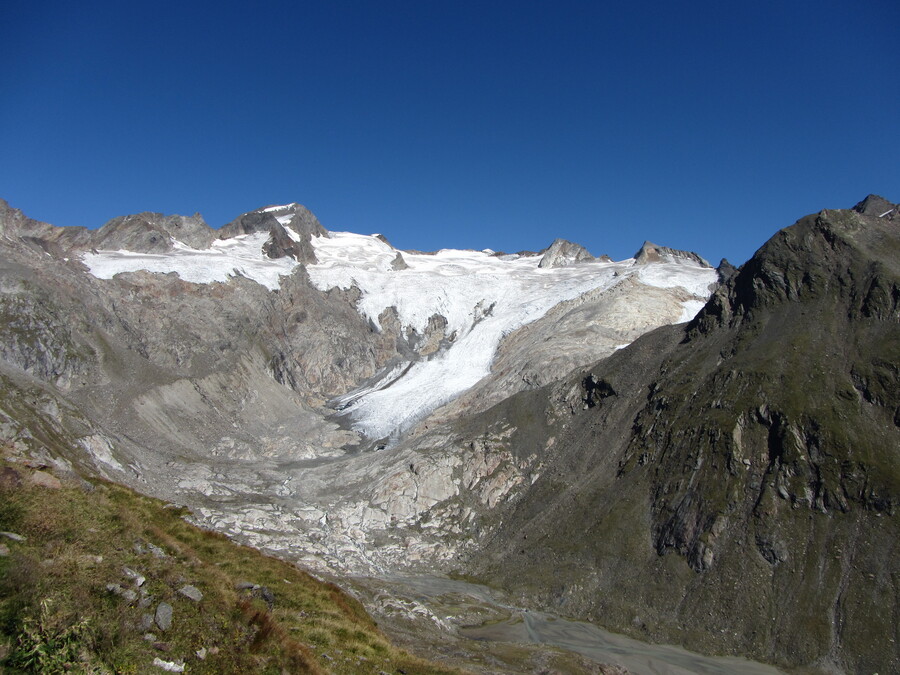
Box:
(306, 232, 717, 439)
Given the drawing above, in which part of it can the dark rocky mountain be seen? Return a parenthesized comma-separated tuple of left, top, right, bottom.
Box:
(218, 203, 325, 263)
(463, 196, 899, 673)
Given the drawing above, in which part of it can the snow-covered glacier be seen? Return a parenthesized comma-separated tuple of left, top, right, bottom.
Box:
(306, 232, 717, 439)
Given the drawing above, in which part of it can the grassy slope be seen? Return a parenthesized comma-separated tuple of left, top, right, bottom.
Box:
(0, 449, 461, 674)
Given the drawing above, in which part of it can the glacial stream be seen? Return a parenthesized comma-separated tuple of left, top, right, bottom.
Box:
(369, 574, 785, 675)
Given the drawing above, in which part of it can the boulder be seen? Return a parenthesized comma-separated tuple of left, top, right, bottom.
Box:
(28, 470, 62, 489)
(155, 602, 173, 631)
(178, 585, 202, 602)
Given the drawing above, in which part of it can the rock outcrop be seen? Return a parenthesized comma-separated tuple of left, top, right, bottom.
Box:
(92, 213, 216, 252)
(538, 238, 594, 268)
(633, 240, 711, 267)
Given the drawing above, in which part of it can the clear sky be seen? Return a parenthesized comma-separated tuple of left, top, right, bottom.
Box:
(2, 1, 898, 265)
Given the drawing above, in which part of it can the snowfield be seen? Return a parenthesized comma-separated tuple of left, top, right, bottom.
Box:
(83, 233, 297, 290)
(305, 232, 717, 439)
(82, 227, 718, 440)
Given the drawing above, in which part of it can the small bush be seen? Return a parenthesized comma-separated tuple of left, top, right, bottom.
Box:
(6, 599, 98, 673)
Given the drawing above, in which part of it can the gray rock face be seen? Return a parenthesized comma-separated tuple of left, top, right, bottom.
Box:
(107, 583, 138, 603)
(538, 238, 594, 268)
(92, 213, 215, 253)
(0, 199, 92, 251)
(218, 203, 325, 264)
(390, 252, 409, 270)
(219, 204, 327, 262)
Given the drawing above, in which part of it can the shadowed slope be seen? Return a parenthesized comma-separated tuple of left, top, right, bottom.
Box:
(467, 198, 899, 674)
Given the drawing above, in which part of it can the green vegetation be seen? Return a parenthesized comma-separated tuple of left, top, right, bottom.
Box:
(0, 450, 461, 674)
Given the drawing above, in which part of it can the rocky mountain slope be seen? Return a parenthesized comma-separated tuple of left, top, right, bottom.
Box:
(0, 194, 895, 673)
(461, 196, 899, 673)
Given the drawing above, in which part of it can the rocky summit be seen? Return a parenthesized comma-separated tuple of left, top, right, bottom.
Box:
(0, 195, 896, 673)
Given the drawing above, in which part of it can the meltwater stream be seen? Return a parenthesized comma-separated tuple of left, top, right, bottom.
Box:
(375, 574, 785, 675)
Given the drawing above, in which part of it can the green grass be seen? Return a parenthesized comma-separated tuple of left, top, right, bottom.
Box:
(0, 449, 462, 674)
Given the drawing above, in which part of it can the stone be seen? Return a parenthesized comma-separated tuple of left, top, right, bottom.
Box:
(138, 590, 154, 608)
(147, 543, 167, 558)
(0, 544, 9, 556)
(140, 614, 154, 631)
(106, 583, 137, 603)
(0, 532, 26, 542)
(178, 585, 202, 602)
(253, 585, 275, 608)
(151, 657, 184, 672)
(155, 602, 173, 631)
(28, 470, 62, 489)
(123, 566, 146, 586)
(135, 540, 168, 558)
(195, 647, 207, 660)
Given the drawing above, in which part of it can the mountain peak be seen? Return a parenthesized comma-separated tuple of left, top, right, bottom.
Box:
(633, 241, 711, 267)
(93, 212, 214, 252)
(853, 194, 897, 218)
(537, 238, 594, 268)
(220, 203, 325, 238)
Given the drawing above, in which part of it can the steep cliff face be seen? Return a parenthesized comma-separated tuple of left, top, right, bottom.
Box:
(466, 198, 899, 674)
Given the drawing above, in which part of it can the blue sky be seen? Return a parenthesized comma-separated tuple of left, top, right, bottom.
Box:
(2, 1, 898, 265)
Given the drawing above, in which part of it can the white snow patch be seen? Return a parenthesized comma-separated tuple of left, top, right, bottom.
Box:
(262, 203, 297, 213)
(677, 299, 708, 323)
(82, 233, 299, 290)
(636, 262, 717, 298)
